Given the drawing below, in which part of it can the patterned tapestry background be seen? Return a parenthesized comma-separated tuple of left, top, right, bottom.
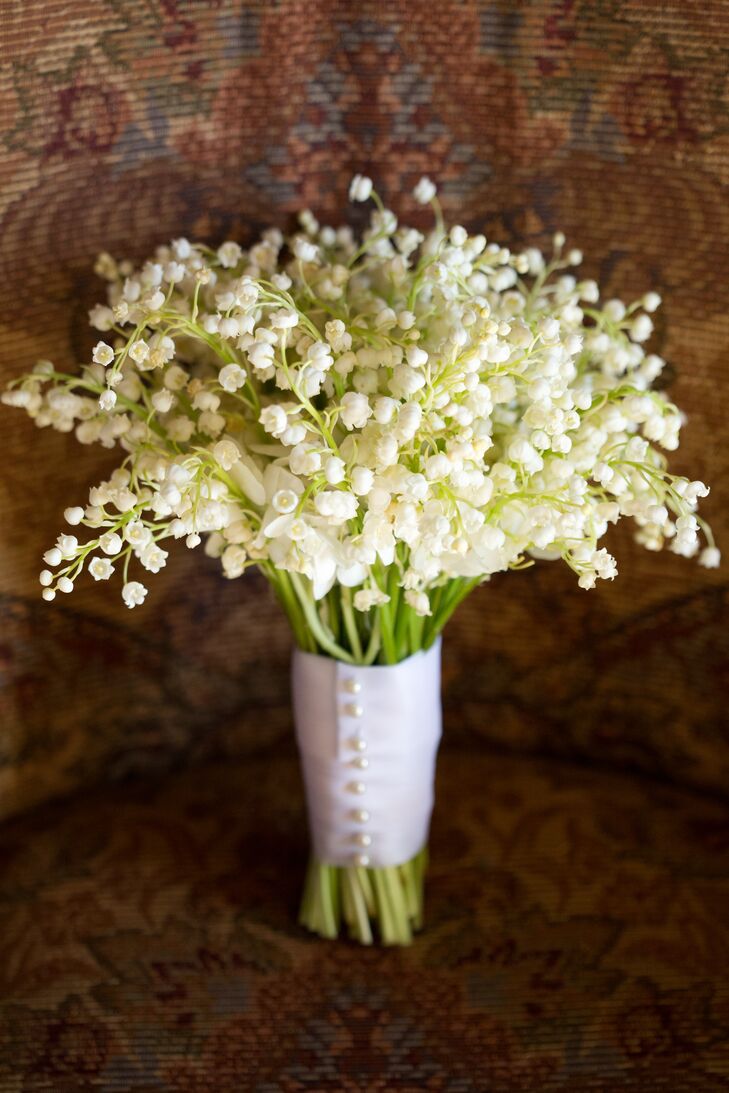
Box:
(1, 0, 728, 820)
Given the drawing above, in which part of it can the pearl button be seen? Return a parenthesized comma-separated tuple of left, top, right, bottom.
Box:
(345, 703, 364, 718)
(352, 809, 370, 823)
(354, 833, 372, 847)
(344, 679, 362, 694)
(348, 781, 366, 795)
(352, 756, 369, 769)
(350, 737, 367, 752)
(354, 853, 370, 867)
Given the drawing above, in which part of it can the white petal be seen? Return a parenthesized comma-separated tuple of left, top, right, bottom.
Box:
(229, 456, 266, 506)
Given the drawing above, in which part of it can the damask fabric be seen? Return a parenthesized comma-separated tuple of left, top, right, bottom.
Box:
(0, 1, 727, 820)
(1, 749, 728, 1091)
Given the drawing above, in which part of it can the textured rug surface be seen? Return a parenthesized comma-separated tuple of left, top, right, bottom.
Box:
(1, 747, 728, 1091)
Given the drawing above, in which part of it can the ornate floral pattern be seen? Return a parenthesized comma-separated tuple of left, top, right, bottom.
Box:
(1, 751, 729, 1089)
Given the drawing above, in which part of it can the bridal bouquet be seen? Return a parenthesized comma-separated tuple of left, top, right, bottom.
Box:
(3, 176, 717, 944)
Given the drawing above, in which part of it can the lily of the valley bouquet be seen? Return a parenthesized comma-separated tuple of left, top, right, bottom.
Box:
(4, 175, 717, 945)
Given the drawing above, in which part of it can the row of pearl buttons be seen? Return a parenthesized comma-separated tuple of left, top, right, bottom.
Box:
(343, 677, 371, 866)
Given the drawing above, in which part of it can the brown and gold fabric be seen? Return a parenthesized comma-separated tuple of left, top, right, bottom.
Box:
(0, 2, 727, 1088)
(2, 751, 729, 1091)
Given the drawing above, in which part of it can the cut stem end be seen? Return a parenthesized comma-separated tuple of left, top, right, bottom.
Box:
(299, 846, 428, 946)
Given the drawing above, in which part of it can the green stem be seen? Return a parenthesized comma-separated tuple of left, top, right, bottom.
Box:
(300, 850, 427, 945)
(340, 587, 363, 661)
(343, 869, 373, 945)
(288, 573, 355, 662)
(267, 569, 315, 652)
(363, 615, 382, 665)
(317, 864, 338, 939)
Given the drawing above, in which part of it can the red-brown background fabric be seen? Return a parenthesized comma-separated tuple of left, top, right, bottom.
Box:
(1, 0, 727, 819)
(2, 750, 729, 1090)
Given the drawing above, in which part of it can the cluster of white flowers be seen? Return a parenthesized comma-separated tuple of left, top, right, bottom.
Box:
(3, 177, 716, 660)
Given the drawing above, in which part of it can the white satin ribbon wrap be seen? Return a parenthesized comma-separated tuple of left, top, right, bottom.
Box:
(292, 640, 442, 868)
